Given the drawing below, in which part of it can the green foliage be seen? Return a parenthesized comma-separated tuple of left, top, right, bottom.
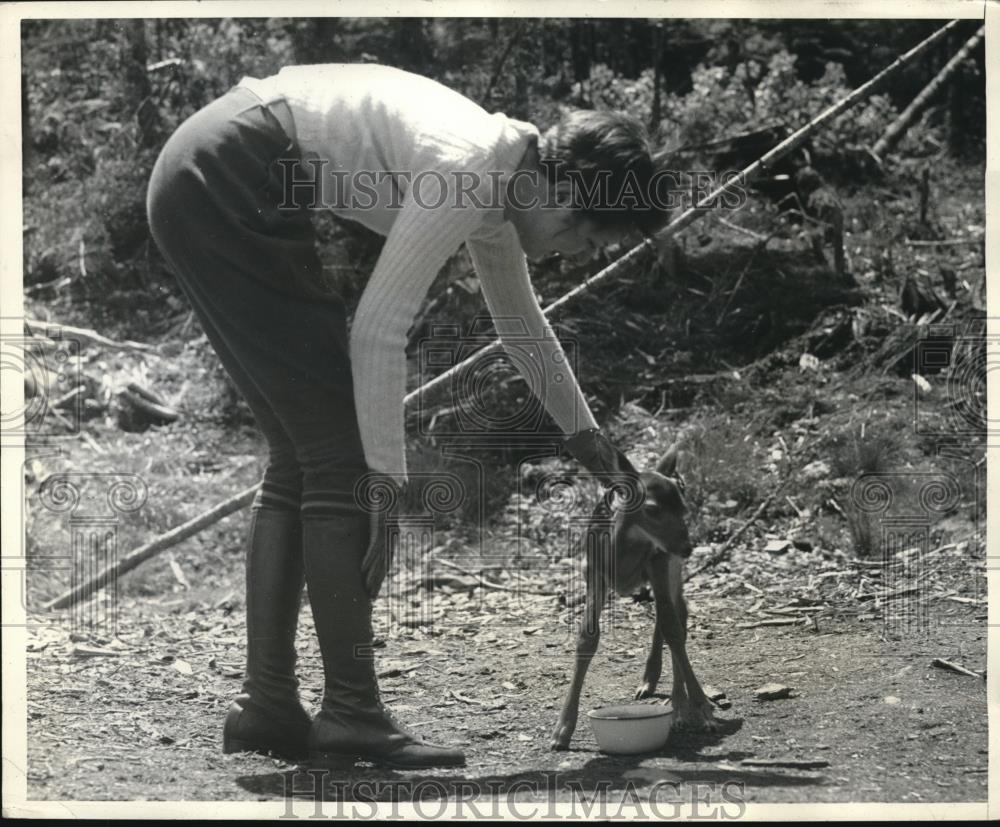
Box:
(566, 46, 916, 188)
(576, 64, 657, 117)
(578, 49, 902, 174)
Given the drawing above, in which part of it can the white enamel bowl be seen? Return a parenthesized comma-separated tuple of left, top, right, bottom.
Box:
(587, 704, 674, 754)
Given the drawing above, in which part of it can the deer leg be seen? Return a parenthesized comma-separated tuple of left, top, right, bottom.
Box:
(646, 555, 688, 709)
(551, 560, 607, 751)
(651, 554, 716, 731)
(635, 625, 663, 699)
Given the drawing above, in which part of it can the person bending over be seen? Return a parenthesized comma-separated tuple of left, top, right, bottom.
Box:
(147, 63, 669, 769)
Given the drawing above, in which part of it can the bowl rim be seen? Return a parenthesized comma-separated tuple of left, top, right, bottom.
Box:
(586, 704, 674, 721)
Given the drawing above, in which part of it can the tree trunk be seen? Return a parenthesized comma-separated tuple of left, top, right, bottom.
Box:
(121, 19, 156, 146)
(513, 26, 529, 121)
(871, 25, 984, 159)
(946, 29, 966, 155)
(21, 62, 31, 190)
(480, 21, 526, 109)
(570, 21, 588, 86)
(292, 18, 342, 63)
(651, 21, 663, 130)
(396, 18, 431, 72)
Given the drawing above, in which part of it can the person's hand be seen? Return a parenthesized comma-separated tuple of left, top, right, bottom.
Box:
(357, 473, 404, 600)
(563, 428, 640, 489)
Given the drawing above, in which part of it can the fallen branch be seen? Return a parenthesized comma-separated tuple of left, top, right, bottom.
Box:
(25, 317, 155, 353)
(716, 242, 767, 325)
(856, 587, 920, 602)
(24, 276, 74, 295)
(717, 217, 771, 243)
(118, 382, 180, 425)
(764, 606, 826, 616)
(872, 24, 985, 159)
(450, 689, 505, 710)
(931, 658, 985, 680)
(740, 758, 829, 770)
(50, 384, 86, 409)
(44, 484, 259, 611)
(737, 618, 804, 629)
(903, 237, 983, 247)
(945, 596, 986, 606)
(434, 558, 558, 596)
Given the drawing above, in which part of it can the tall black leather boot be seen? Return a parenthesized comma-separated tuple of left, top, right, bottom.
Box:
(223, 507, 312, 759)
(302, 514, 465, 768)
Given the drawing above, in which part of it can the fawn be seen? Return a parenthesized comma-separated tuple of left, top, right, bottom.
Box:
(551, 445, 717, 751)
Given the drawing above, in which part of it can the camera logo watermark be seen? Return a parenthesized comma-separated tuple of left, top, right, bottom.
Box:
(849, 471, 972, 635)
(913, 321, 995, 437)
(34, 472, 148, 637)
(517, 463, 649, 644)
(0, 330, 82, 438)
(355, 462, 497, 639)
(416, 319, 583, 439)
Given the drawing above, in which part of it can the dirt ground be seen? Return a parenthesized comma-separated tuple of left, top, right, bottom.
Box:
(24, 502, 987, 805)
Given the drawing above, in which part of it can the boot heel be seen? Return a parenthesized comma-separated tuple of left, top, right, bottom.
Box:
(223, 736, 257, 755)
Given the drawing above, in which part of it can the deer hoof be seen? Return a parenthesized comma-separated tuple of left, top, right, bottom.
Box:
(550, 725, 573, 751)
(672, 704, 719, 732)
(634, 681, 657, 700)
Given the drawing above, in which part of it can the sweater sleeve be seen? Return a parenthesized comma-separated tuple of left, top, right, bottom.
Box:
(350, 178, 484, 488)
(466, 221, 600, 442)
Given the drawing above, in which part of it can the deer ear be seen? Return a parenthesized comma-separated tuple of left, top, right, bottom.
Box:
(616, 450, 640, 476)
(656, 444, 680, 477)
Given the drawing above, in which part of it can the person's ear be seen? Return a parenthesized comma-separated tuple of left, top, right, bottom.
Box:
(551, 179, 575, 209)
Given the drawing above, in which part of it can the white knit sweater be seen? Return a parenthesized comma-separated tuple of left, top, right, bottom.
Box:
(239, 64, 598, 486)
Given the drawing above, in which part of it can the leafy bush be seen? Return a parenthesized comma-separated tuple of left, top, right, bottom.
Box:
(571, 51, 901, 176)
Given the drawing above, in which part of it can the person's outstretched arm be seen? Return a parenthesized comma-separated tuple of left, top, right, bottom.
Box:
(466, 221, 600, 443)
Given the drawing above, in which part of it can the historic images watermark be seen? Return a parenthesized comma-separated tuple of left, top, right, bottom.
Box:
(274, 159, 747, 214)
(278, 771, 748, 820)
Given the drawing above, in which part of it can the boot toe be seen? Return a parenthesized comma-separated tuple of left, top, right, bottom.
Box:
(380, 741, 466, 769)
(307, 708, 465, 768)
(309, 740, 466, 769)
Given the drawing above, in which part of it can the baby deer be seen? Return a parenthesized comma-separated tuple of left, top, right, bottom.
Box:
(551, 445, 717, 751)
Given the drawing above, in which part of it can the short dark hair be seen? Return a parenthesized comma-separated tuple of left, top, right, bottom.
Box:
(539, 110, 669, 236)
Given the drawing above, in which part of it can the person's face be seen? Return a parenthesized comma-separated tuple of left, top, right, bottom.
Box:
(515, 207, 629, 264)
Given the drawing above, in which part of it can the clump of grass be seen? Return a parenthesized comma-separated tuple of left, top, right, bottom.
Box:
(844, 504, 880, 558)
(677, 414, 764, 541)
(827, 423, 901, 477)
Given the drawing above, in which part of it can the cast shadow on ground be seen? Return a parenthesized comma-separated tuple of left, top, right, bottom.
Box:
(235, 714, 827, 802)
